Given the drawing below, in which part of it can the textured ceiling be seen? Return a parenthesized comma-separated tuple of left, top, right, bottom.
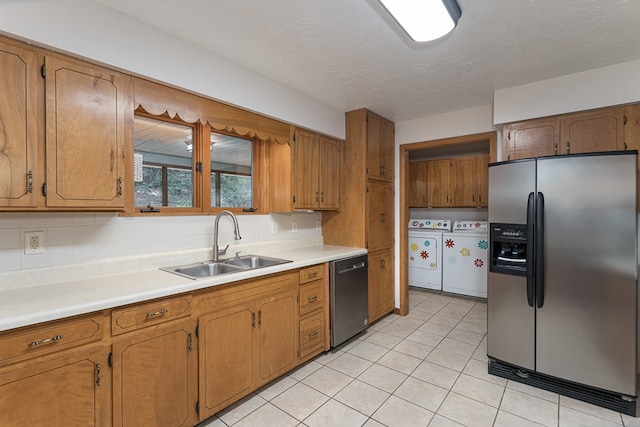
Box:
(96, 0, 640, 122)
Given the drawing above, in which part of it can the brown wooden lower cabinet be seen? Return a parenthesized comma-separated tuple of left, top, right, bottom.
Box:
(0, 266, 330, 426)
(368, 249, 395, 323)
(0, 344, 111, 427)
(196, 271, 299, 420)
(111, 318, 198, 427)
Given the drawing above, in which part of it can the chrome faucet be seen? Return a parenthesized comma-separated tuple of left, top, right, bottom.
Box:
(213, 210, 242, 261)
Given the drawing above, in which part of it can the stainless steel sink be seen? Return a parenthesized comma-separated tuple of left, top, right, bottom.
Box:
(162, 255, 292, 279)
(225, 255, 291, 269)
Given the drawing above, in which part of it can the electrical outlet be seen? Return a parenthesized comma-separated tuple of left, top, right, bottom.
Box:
(24, 231, 45, 255)
(315, 219, 321, 231)
(271, 222, 279, 235)
(292, 221, 298, 233)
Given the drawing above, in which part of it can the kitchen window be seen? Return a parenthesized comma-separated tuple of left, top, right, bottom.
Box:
(133, 114, 197, 211)
(132, 111, 256, 214)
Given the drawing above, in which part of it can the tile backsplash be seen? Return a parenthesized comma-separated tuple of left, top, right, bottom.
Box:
(0, 211, 322, 272)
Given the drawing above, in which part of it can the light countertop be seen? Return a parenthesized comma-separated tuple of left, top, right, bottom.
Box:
(0, 244, 366, 332)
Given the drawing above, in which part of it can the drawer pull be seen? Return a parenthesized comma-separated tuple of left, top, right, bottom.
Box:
(307, 272, 318, 278)
(146, 308, 168, 319)
(29, 334, 63, 347)
(308, 331, 319, 339)
(308, 296, 318, 303)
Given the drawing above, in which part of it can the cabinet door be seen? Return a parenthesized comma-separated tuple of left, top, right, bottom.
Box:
(408, 162, 428, 207)
(318, 135, 340, 209)
(0, 38, 38, 207)
(199, 303, 256, 419)
(368, 249, 395, 323)
(112, 319, 197, 427)
(257, 289, 297, 384)
(366, 112, 383, 181)
(426, 159, 451, 207)
(380, 118, 395, 182)
(44, 54, 128, 208)
(366, 112, 395, 182)
(367, 180, 394, 251)
(0, 345, 111, 426)
(451, 157, 476, 206)
(560, 107, 624, 154)
(475, 154, 489, 207)
(292, 128, 318, 209)
(503, 118, 560, 160)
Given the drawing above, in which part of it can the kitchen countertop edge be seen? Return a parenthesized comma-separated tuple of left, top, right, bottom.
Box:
(0, 245, 367, 332)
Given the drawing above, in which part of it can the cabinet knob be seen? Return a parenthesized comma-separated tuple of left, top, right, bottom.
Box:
(380, 213, 385, 223)
(554, 143, 558, 154)
(566, 142, 570, 154)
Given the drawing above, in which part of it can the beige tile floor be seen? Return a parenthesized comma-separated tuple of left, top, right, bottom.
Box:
(199, 288, 640, 427)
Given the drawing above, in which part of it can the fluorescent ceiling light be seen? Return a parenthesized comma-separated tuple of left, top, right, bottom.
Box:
(378, 0, 461, 42)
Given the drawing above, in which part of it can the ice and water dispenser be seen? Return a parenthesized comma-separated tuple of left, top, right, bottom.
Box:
(489, 223, 528, 276)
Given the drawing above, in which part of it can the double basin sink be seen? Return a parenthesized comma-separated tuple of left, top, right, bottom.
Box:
(162, 255, 292, 279)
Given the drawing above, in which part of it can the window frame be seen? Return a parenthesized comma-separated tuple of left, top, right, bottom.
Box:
(132, 109, 203, 215)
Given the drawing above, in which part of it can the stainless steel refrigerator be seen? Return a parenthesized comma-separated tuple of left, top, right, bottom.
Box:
(487, 151, 638, 416)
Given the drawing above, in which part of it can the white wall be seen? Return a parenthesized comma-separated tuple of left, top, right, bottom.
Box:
(494, 59, 640, 124)
(0, 212, 321, 272)
(0, 0, 345, 139)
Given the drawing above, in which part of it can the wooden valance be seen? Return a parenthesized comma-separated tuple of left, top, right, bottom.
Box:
(134, 77, 290, 144)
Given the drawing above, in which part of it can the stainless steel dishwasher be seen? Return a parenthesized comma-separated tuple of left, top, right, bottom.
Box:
(330, 254, 369, 347)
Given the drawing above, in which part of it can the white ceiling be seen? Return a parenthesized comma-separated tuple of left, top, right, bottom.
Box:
(96, 0, 640, 123)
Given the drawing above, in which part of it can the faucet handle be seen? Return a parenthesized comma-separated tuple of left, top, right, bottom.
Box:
(218, 244, 229, 256)
(234, 251, 242, 260)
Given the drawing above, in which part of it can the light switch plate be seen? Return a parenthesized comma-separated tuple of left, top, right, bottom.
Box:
(24, 231, 45, 255)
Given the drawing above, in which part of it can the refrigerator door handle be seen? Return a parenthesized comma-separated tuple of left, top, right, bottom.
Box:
(536, 191, 545, 308)
(526, 192, 535, 307)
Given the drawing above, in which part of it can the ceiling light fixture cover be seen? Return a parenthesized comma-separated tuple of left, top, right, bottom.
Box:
(378, 0, 461, 42)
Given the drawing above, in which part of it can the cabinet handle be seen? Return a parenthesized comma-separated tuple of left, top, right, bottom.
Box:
(252, 312, 256, 328)
(146, 308, 168, 319)
(380, 259, 385, 269)
(308, 295, 318, 303)
(258, 310, 262, 325)
(308, 272, 318, 278)
(95, 363, 101, 387)
(27, 170, 33, 193)
(624, 142, 628, 150)
(118, 177, 123, 196)
(29, 334, 63, 347)
(380, 213, 385, 223)
(316, 191, 319, 202)
(321, 192, 324, 203)
(554, 143, 558, 155)
(308, 331, 319, 339)
(380, 166, 386, 175)
(566, 142, 570, 154)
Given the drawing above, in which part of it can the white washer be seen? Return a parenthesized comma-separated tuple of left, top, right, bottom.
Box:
(408, 219, 451, 290)
(442, 221, 489, 298)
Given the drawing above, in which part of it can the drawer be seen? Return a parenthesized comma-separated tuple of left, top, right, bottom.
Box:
(111, 295, 191, 336)
(299, 281, 323, 317)
(299, 311, 324, 358)
(0, 314, 105, 366)
(299, 264, 323, 284)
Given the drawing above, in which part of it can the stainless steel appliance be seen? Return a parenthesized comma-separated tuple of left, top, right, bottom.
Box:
(330, 254, 369, 347)
(487, 151, 638, 416)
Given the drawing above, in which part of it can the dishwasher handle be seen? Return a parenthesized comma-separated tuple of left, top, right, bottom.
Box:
(338, 261, 366, 275)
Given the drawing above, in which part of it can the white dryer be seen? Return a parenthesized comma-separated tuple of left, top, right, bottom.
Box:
(408, 219, 451, 290)
(442, 220, 488, 298)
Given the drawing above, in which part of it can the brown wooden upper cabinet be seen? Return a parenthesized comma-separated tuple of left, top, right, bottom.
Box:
(44, 54, 129, 209)
(0, 37, 38, 208)
(503, 106, 626, 160)
(366, 111, 394, 182)
(409, 154, 488, 208)
(290, 128, 340, 210)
